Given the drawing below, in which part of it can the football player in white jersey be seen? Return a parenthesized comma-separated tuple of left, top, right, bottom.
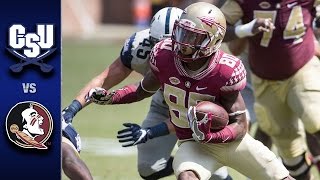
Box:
(62, 7, 231, 180)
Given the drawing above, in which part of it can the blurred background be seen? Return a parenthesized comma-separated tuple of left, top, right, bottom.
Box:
(62, 0, 222, 40)
(62, 1, 319, 179)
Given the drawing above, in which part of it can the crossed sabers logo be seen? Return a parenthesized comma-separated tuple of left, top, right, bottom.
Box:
(7, 24, 56, 73)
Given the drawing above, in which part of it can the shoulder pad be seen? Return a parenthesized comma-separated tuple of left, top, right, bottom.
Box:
(149, 39, 173, 73)
(120, 29, 152, 70)
(218, 53, 246, 92)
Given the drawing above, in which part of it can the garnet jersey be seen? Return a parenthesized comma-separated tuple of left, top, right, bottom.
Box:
(120, 29, 153, 76)
(150, 39, 246, 140)
(221, 0, 318, 80)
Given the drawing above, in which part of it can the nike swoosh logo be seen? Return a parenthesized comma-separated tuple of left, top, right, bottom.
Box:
(196, 86, 207, 91)
(287, 2, 297, 8)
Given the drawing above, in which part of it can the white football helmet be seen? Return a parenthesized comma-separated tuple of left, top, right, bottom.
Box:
(150, 7, 183, 44)
(172, 2, 227, 62)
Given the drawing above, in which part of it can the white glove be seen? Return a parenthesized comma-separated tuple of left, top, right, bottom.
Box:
(88, 87, 114, 105)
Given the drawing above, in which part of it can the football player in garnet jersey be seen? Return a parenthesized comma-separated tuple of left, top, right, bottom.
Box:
(62, 6, 231, 180)
(221, 0, 320, 179)
(89, 2, 293, 180)
(228, 35, 320, 175)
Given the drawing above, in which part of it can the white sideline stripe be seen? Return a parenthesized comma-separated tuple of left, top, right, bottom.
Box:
(81, 137, 137, 156)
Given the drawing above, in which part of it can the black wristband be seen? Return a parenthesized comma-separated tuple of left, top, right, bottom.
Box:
(68, 100, 82, 115)
(148, 122, 170, 139)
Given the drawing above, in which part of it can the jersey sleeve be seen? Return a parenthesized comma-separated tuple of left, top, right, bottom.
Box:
(120, 32, 136, 69)
(149, 39, 171, 76)
(149, 39, 174, 87)
(219, 54, 247, 93)
(220, 0, 243, 25)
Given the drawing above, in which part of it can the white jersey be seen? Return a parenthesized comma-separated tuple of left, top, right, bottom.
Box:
(120, 29, 152, 76)
(120, 29, 167, 108)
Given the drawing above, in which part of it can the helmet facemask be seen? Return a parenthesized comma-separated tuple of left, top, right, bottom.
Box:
(172, 19, 224, 62)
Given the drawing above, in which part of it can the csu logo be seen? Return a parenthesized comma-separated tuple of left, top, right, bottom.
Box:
(7, 24, 56, 73)
(5, 101, 53, 149)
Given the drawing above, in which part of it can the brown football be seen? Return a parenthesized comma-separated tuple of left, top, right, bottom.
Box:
(195, 101, 229, 130)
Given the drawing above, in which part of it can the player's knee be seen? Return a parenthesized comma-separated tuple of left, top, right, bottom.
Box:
(178, 170, 199, 180)
(304, 122, 320, 134)
(139, 156, 174, 180)
(282, 152, 312, 179)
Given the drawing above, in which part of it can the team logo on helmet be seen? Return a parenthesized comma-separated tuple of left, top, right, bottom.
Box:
(198, 16, 218, 28)
(5, 101, 53, 149)
(198, 16, 226, 34)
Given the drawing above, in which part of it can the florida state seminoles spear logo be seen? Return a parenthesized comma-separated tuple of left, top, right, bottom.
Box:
(5, 101, 53, 149)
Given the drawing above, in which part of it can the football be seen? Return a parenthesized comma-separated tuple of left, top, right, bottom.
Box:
(195, 101, 229, 130)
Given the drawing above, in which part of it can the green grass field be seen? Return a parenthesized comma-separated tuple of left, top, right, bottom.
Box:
(62, 40, 319, 180)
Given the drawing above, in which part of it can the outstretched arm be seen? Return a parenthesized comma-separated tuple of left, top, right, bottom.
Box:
(62, 57, 132, 123)
(89, 69, 161, 105)
(76, 57, 132, 107)
(220, 0, 275, 42)
(224, 19, 275, 42)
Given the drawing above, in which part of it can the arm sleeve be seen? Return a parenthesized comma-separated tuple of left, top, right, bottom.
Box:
(220, 57, 247, 94)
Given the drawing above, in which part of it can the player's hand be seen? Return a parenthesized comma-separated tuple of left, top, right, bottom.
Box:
(62, 107, 75, 123)
(117, 123, 152, 147)
(252, 18, 275, 34)
(187, 106, 212, 142)
(88, 87, 114, 105)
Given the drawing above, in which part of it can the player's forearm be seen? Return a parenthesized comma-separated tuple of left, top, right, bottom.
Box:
(75, 75, 107, 107)
(100, 58, 132, 91)
(204, 113, 247, 143)
(218, 91, 248, 142)
(224, 21, 256, 42)
(226, 113, 247, 139)
(111, 83, 154, 104)
(146, 120, 175, 139)
(224, 97, 248, 140)
(75, 58, 132, 107)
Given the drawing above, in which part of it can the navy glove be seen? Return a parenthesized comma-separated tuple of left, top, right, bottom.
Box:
(117, 123, 153, 147)
(117, 122, 170, 147)
(62, 100, 82, 123)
